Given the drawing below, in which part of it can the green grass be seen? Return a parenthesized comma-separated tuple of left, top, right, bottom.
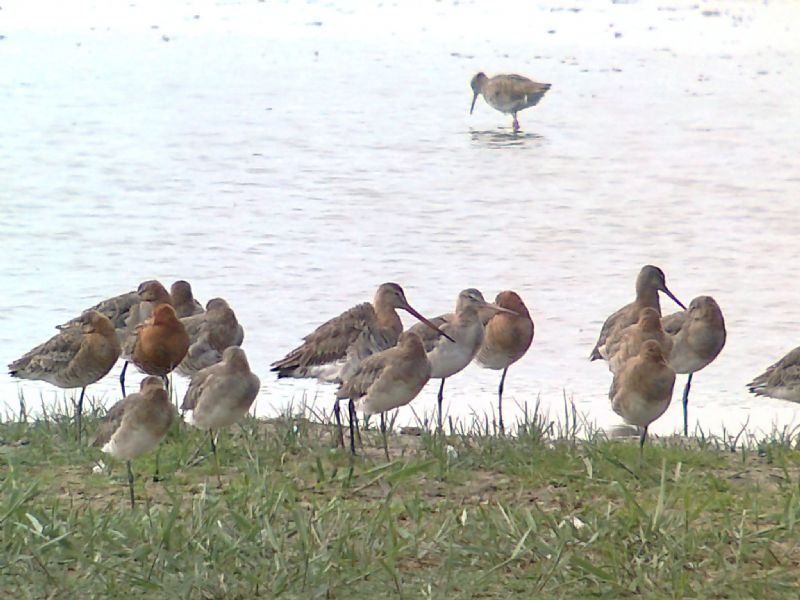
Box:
(2, 397, 800, 599)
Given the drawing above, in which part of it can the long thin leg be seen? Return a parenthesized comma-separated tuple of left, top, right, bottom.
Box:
(76, 387, 86, 443)
(380, 413, 389, 461)
(127, 460, 135, 509)
(209, 429, 222, 488)
(639, 426, 648, 458)
(119, 361, 128, 397)
(682, 373, 693, 437)
(512, 113, 520, 133)
(498, 367, 508, 436)
(437, 379, 445, 434)
(153, 447, 162, 482)
(333, 401, 344, 448)
(348, 400, 357, 456)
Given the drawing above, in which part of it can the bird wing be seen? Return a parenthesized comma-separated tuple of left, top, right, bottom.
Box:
(749, 347, 800, 390)
(57, 290, 139, 330)
(181, 363, 220, 411)
(90, 394, 138, 447)
(271, 302, 377, 370)
(336, 350, 393, 400)
(590, 304, 630, 360)
(661, 310, 687, 335)
(9, 327, 84, 376)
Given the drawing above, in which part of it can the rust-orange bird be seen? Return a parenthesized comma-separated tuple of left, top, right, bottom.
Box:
(129, 304, 190, 389)
(474, 291, 534, 435)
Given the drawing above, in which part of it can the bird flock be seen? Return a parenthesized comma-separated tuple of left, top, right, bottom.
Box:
(7, 264, 800, 505)
(6, 74, 800, 506)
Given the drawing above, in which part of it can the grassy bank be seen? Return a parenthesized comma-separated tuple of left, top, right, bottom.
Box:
(1, 399, 800, 599)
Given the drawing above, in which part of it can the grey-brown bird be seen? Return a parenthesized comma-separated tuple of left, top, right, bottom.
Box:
(662, 296, 726, 435)
(474, 291, 534, 435)
(609, 339, 676, 452)
(170, 280, 204, 318)
(336, 331, 431, 459)
(409, 289, 517, 433)
(470, 72, 551, 133)
(92, 376, 175, 508)
(182, 346, 260, 486)
(9, 310, 121, 442)
(606, 307, 674, 376)
(590, 265, 685, 362)
(748, 346, 800, 403)
(176, 298, 244, 377)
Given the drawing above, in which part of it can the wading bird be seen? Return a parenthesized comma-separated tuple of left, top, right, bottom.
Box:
(662, 296, 726, 435)
(590, 265, 685, 362)
(470, 72, 551, 133)
(92, 376, 175, 508)
(336, 331, 431, 459)
(606, 307, 673, 376)
(182, 346, 260, 486)
(410, 289, 517, 432)
(748, 346, 800, 403)
(176, 298, 244, 377)
(9, 310, 121, 442)
(128, 304, 190, 389)
(474, 291, 534, 434)
(271, 283, 451, 446)
(609, 339, 676, 454)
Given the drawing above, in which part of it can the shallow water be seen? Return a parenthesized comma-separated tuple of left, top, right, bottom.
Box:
(2, 0, 799, 438)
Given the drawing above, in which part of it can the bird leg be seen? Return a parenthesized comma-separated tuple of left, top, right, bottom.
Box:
(682, 373, 693, 437)
(209, 429, 222, 488)
(127, 460, 136, 509)
(380, 413, 390, 462)
(639, 426, 648, 459)
(498, 367, 508, 436)
(152, 447, 162, 482)
(512, 113, 520, 133)
(76, 387, 86, 444)
(348, 400, 357, 456)
(437, 379, 446, 434)
(119, 361, 128, 397)
(333, 401, 345, 448)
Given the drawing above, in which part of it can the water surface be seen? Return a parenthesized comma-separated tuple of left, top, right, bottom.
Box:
(2, 0, 799, 438)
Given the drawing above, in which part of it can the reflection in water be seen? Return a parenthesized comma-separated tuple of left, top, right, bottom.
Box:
(1, 0, 800, 440)
(469, 129, 545, 149)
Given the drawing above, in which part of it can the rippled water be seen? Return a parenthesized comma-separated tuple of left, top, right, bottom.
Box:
(2, 0, 799, 438)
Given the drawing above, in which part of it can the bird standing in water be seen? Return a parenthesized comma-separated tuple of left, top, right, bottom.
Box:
(470, 72, 552, 133)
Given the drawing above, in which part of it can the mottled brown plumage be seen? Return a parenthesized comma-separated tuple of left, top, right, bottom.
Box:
(748, 346, 800, 403)
(10, 310, 121, 389)
(271, 283, 447, 382)
(470, 72, 551, 132)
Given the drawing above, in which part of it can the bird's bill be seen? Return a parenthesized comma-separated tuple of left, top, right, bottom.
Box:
(484, 302, 518, 315)
(470, 92, 478, 114)
(404, 305, 456, 343)
(661, 286, 686, 310)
